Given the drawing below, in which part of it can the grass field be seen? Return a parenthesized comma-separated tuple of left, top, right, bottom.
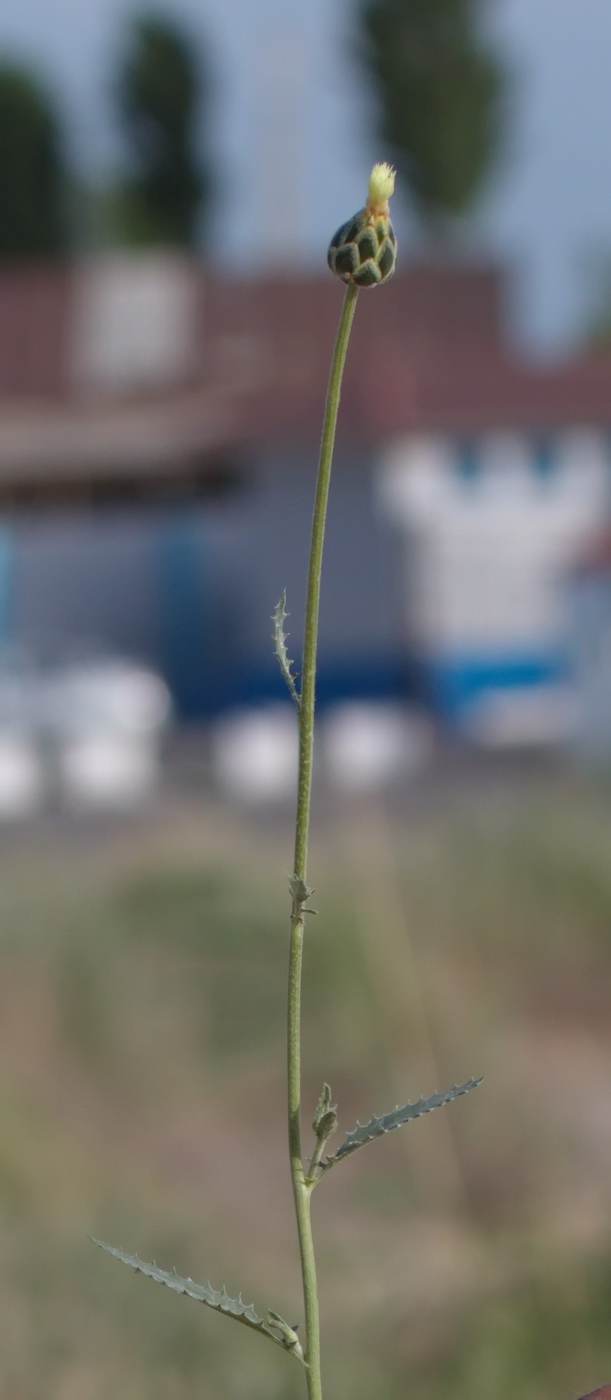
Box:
(2, 763, 611, 1399)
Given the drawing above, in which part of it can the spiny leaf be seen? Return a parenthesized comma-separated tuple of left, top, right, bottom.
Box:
(321, 1077, 482, 1171)
(272, 590, 300, 706)
(92, 1241, 304, 1362)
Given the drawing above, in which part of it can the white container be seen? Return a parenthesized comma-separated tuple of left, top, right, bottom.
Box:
(323, 703, 432, 793)
(48, 658, 171, 811)
(0, 733, 44, 819)
(59, 732, 160, 810)
(212, 706, 298, 803)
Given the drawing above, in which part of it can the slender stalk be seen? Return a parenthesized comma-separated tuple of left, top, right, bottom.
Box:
(288, 282, 359, 1400)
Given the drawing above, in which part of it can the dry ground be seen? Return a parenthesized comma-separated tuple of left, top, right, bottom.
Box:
(1, 760, 611, 1399)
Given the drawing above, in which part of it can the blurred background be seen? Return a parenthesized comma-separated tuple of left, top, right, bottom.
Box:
(1, 1, 611, 1396)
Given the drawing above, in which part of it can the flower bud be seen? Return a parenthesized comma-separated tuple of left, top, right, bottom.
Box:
(327, 162, 397, 288)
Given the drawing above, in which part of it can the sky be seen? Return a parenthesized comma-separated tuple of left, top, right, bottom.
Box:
(0, 0, 610, 355)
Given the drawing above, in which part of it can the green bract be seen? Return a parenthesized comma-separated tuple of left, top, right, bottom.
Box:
(327, 207, 397, 287)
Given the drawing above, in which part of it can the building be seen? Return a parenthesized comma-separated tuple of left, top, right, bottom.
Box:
(567, 530, 611, 760)
(0, 254, 610, 732)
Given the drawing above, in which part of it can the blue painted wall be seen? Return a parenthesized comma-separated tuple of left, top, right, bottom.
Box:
(8, 445, 410, 719)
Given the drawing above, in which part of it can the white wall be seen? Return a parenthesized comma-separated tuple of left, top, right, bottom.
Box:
(70, 254, 199, 394)
(378, 430, 611, 659)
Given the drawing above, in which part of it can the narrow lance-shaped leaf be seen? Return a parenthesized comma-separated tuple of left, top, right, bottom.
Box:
(320, 1077, 482, 1173)
(272, 590, 300, 706)
(92, 1241, 304, 1363)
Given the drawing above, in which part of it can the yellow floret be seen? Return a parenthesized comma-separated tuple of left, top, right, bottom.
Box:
(367, 162, 396, 212)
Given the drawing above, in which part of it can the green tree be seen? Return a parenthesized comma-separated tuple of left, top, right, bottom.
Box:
(0, 64, 68, 260)
(358, 0, 505, 237)
(114, 14, 210, 248)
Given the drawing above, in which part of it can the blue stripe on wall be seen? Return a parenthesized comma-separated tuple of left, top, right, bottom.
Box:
(0, 523, 14, 651)
(425, 652, 566, 720)
(155, 510, 208, 719)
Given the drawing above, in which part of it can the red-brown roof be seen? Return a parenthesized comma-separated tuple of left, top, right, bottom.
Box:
(202, 265, 611, 441)
(572, 528, 611, 576)
(361, 349, 611, 436)
(0, 258, 610, 489)
(0, 264, 71, 398)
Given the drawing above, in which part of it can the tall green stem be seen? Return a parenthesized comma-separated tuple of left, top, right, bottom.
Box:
(288, 283, 359, 1400)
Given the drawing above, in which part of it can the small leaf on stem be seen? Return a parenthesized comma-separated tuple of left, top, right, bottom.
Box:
(289, 875, 314, 918)
(273, 590, 300, 706)
(313, 1083, 338, 1143)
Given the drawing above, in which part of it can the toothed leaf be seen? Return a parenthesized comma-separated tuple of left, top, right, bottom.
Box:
(272, 590, 300, 706)
(322, 1077, 482, 1170)
(92, 1241, 303, 1360)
